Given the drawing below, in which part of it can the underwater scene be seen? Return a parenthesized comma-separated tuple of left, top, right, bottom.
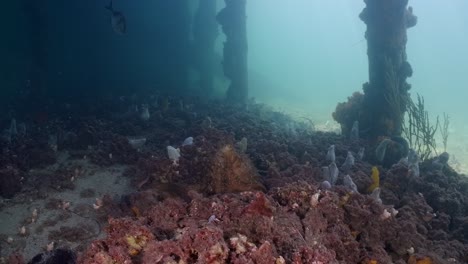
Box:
(1, 0, 468, 263)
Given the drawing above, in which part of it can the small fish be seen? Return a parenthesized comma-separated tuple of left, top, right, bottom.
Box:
(105, 0, 126, 35)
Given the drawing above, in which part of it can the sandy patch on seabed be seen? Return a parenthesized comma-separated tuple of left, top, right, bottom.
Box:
(0, 152, 135, 262)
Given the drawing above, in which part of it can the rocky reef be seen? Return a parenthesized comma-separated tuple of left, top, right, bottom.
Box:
(1, 95, 467, 263)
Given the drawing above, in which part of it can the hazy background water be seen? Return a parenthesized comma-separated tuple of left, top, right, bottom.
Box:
(247, 0, 468, 171)
(248, 0, 468, 121)
(1, 0, 467, 169)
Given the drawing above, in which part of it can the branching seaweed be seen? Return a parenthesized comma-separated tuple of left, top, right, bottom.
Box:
(440, 112, 450, 152)
(402, 94, 439, 161)
(383, 56, 407, 134)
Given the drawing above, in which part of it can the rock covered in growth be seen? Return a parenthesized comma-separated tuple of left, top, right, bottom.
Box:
(205, 144, 265, 194)
(79, 218, 155, 263)
(134, 128, 265, 196)
(78, 181, 460, 263)
(332, 92, 364, 138)
(3, 97, 468, 263)
(142, 226, 229, 263)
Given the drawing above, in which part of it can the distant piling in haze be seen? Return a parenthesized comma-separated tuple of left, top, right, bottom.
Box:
(333, 0, 417, 140)
(217, 0, 248, 104)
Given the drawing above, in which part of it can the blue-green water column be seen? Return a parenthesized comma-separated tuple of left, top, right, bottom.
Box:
(359, 0, 417, 139)
(217, 0, 248, 104)
(193, 0, 219, 95)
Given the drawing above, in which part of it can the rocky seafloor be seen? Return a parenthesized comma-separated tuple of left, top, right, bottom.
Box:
(1, 96, 468, 264)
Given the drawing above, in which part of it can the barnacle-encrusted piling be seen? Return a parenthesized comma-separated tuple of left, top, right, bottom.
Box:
(359, 0, 417, 138)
